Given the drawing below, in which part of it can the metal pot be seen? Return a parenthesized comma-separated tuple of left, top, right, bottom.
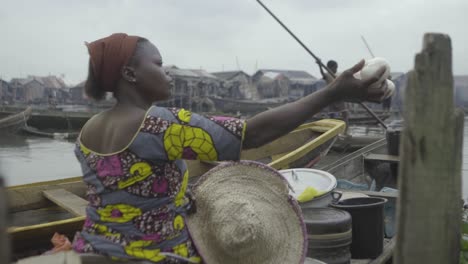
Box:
(299, 190, 342, 209)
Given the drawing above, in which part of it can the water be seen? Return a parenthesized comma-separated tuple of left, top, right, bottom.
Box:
(1, 121, 468, 197)
(0, 135, 81, 186)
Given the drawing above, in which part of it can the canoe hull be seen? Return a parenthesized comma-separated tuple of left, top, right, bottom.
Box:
(7, 119, 345, 257)
(0, 107, 31, 133)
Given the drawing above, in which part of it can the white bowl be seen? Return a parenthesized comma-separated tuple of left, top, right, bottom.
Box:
(279, 168, 337, 199)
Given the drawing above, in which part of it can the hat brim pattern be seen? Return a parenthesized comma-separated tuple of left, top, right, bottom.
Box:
(186, 161, 307, 264)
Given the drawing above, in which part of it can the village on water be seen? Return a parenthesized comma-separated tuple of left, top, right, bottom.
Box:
(1, 1, 468, 264)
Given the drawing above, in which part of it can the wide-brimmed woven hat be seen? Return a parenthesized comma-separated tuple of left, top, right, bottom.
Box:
(186, 161, 307, 264)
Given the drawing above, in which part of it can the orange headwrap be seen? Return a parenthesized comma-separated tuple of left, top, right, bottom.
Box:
(86, 33, 140, 92)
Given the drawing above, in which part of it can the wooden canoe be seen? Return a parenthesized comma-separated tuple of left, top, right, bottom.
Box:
(318, 137, 399, 190)
(7, 119, 346, 257)
(7, 177, 86, 257)
(9, 118, 345, 212)
(0, 107, 32, 133)
(310, 112, 391, 126)
(318, 138, 388, 183)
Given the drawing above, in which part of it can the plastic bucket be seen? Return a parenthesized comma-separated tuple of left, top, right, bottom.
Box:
(331, 197, 387, 259)
(386, 121, 403, 156)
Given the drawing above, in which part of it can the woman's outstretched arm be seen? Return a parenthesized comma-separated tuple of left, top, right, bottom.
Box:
(243, 60, 386, 149)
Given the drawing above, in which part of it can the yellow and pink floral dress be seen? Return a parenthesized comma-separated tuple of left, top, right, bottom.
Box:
(72, 106, 246, 263)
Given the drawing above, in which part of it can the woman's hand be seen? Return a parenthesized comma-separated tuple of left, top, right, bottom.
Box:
(243, 59, 389, 149)
(328, 59, 388, 103)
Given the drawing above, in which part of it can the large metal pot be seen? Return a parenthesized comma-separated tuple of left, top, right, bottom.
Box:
(300, 190, 342, 208)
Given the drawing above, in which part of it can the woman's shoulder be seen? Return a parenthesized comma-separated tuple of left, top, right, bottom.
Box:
(146, 106, 197, 124)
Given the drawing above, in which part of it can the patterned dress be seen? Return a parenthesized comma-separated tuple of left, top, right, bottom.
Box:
(72, 106, 246, 263)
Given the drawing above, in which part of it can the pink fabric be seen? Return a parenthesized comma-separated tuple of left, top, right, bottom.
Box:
(44, 233, 73, 254)
(96, 155, 123, 178)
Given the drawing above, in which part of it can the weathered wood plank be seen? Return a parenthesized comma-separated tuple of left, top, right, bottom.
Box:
(16, 251, 81, 264)
(0, 177, 10, 264)
(43, 189, 87, 217)
(9, 217, 85, 255)
(394, 33, 463, 263)
(335, 189, 398, 199)
(350, 259, 371, 264)
(369, 237, 396, 264)
(364, 154, 399, 163)
(7, 177, 86, 212)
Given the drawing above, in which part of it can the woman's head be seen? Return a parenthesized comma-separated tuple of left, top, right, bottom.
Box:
(85, 33, 172, 103)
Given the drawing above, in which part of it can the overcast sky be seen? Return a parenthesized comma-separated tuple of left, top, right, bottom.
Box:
(0, 0, 466, 85)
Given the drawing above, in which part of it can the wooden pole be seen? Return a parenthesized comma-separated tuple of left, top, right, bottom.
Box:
(0, 177, 10, 264)
(255, 0, 388, 130)
(394, 33, 463, 263)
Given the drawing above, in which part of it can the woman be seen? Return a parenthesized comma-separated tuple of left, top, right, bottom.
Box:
(73, 33, 387, 263)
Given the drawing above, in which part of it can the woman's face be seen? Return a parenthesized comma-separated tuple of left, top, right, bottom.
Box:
(132, 41, 172, 102)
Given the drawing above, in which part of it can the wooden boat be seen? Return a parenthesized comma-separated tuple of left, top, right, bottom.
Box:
(318, 128, 400, 191)
(331, 134, 385, 152)
(7, 119, 348, 260)
(9, 131, 401, 263)
(0, 106, 92, 131)
(208, 96, 288, 115)
(0, 107, 32, 133)
(21, 125, 80, 140)
(347, 113, 391, 125)
(310, 112, 391, 126)
(8, 173, 397, 263)
(7, 177, 86, 258)
(319, 138, 389, 184)
(8, 119, 345, 256)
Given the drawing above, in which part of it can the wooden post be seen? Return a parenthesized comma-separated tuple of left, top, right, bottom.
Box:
(0, 177, 10, 264)
(395, 33, 463, 263)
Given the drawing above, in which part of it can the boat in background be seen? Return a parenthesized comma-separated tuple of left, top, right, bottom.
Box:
(0, 107, 32, 133)
(21, 125, 79, 140)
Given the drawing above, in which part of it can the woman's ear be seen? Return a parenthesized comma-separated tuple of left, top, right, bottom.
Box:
(121, 66, 137, 83)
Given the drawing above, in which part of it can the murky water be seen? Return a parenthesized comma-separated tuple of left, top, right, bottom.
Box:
(1, 120, 468, 198)
(0, 134, 81, 186)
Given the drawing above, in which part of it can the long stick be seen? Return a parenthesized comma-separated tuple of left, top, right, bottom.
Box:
(255, 0, 387, 129)
(361, 35, 376, 58)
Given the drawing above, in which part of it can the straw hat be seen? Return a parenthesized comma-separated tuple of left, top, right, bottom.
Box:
(186, 161, 307, 264)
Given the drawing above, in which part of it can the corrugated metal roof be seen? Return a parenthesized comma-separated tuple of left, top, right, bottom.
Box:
(10, 78, 31, 86)
(257, 69, 317, 81)
(190, 69, 219, 80)
(164, 67, 199, 78)
(11, 76, 67, 88)
(262, 71, 283, 79)
(38, 76, 67, 89)
(212, 71, 250, 80)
